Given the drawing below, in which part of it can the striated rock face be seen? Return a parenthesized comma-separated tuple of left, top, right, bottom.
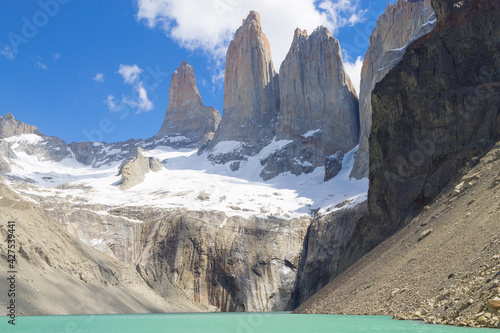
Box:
(350, 0, 500, 260)
(157, 61, 221, 144)
(137, 210, 311, 312)
(260, 27, 359, 180)
(206, 11, 280, 157)
(350, 0, 435, 179)
(117, 147, 163, 189)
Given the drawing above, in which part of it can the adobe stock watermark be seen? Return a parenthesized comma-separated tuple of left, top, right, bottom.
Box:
(83, 65, 170, 143)
(3, 0, 72, 58)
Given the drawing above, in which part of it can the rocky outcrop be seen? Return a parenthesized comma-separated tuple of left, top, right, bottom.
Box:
(260, 27, 359, 180)
(293, 202, 367, 306)
(350, 0, 435, 179)
(117, 147, 163, 189)
(0, 113, 40, 138)
(0, 113, 72, 163)
(137, 210, 311, 312)
(157, 61, 221, 145)
(0, 140, 15, 173)
(206, 11, 280, 158)
(344, 0, 500, 269)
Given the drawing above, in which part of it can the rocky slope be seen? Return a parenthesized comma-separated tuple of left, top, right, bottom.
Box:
(350, 0, 435, 179)
(260, 27, 359, 180)
(295, 140, 500, 328)
(205, 11, 280, 159)
(0, 177, 200, 315)
(157, 61, 221, 145)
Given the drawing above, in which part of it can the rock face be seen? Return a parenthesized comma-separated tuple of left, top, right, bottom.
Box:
(293, 202, 367, 306)
(157, 61, 221, 144)
(349, 0, 500, 262)
(117, 147, 163, 189)
(0, 113, 39, 138)
(295, 141, 500, 329)
(0, 179, 200, 315)
(206, 11, 280, 157)
(0, 113, 73, 163)
(137, 210, 311, 312)
(260, 27, 359, 180)
(350, 0, 435, 179)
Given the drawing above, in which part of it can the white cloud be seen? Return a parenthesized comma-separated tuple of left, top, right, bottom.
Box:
(343, 56, 363, 97)
(135, 0, 366, 75)
(1, 45, 15, 60)
(117, 64, 143, 84)
(35, 61, 48, 70)
(106, 95, 119, 111)
(93, 73, 105, 82)
(106, 65, 154, 114)
(136, 82, 154, 112)
(53, 53, 61, 61)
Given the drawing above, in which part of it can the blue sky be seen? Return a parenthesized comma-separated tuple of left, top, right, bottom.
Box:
(0, 0, 393, 144)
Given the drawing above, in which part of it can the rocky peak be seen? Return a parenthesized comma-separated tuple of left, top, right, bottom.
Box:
(259, 26, 359, 180)
(350, 0, 435, 179)
(157, 61, 221, 144)
(206, 10, 280, 157)
(0, 113, 40, 139)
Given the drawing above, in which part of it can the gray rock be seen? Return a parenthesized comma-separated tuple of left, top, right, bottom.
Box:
(350, 0, 435, 179)
(117, 147, 163, 189)
(267, 27, 358, 180)
(324, 151, 345, 181)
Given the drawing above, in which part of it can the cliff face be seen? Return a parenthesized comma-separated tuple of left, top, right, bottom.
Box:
(157, 61, 221, 144)
(0, 178, 200, 315)
(0, 113, 40, 138)
(350, 0, 500, 262)
(137, 210, 311, 312)
(260, 27, 359, 180)
(295, 141, 500, 329)
(350, 0, 435, 179)
(207, 11, 280, 157)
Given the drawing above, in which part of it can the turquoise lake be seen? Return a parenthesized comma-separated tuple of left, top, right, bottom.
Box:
(1, 313, 496, 333)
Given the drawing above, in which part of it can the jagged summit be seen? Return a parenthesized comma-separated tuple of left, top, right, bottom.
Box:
(157, 61, 221, 144)
(259, 25, 359, 180)
(0, 113, 40, 139)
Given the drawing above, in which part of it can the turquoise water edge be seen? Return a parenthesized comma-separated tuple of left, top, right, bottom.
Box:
(1, 313, 496, 333)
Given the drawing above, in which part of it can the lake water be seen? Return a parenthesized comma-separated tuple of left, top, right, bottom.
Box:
(2, 313, 495, 333)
